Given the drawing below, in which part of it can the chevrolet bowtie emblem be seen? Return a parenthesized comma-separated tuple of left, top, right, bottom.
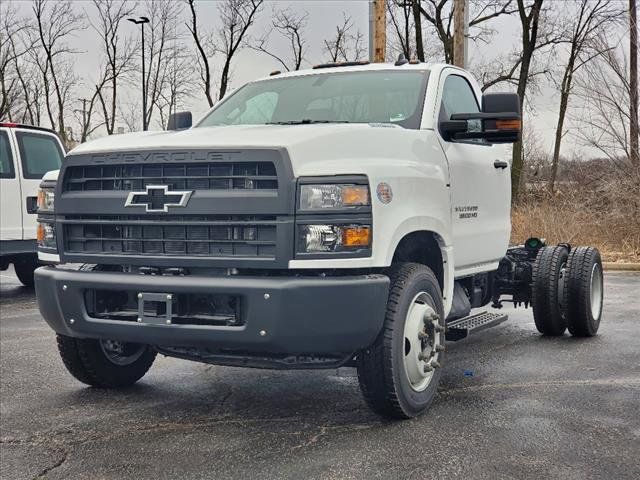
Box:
(124, 185, 193, 213)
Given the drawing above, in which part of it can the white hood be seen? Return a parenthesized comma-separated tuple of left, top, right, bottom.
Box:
(67, 124, 432, 177)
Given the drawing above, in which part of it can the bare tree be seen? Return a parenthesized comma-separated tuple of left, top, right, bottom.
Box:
(155, 44, 195, 129)
(630, 0, 639, 167)
(139, 0, 181, 130)
(548, 0, 622, 193)
(30, 0, 84, 145)
(388, 0, 414, 60)
(0, 3, 29, 120)
(509, 0, 544, 200)
(186, 0, 215, 107)
(216, 0, 264, 99)
(74, 92, 104, 143)
(90, 0, 137, 135)
(252, 8, 308, 72)
(416, 0, 517, 64)
(573, 34, 636, 172)
(323, 13, 367, 63)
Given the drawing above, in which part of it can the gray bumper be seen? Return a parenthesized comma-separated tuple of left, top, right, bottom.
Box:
(35, 267, 389, 357)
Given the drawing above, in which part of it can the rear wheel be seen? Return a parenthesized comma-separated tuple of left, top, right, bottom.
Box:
(357, 263, 445, 419)
(564, 246, 603, 337)
(57, 335, 156, 388)
(532, 245, 569, 336)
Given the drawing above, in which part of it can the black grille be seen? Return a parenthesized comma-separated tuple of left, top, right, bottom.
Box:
(62, 215, 277, 258)
(63, 162, 278, 192)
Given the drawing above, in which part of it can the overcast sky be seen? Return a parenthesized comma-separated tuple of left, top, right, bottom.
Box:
(10, 0, 632, 159)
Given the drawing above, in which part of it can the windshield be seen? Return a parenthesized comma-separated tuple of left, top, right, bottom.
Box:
(197, 70, 429, 129)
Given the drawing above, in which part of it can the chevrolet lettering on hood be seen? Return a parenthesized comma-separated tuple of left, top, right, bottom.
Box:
(124, 185, 193, 213)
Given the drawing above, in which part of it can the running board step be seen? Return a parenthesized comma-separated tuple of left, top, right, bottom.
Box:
(446, 311, 508, 341)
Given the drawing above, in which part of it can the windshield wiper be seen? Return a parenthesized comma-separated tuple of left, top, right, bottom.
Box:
(266, 119, 350, 125)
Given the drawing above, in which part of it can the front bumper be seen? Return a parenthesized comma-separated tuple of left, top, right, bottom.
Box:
(35, 267, 389, 361)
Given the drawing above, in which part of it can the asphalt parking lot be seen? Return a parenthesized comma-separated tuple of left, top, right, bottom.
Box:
(1, 268, 639, 480)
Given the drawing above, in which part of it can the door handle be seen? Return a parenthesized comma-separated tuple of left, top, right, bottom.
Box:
(494, 160, 509, 169)
(26, 196, 38, 214)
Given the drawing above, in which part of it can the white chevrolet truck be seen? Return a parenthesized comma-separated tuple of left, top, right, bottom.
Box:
(34, 62, 604, 419)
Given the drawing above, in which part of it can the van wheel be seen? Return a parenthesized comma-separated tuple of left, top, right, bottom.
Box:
(532, 245, 569, 336)
(56, 335, 156, 388)
(14, 260, 38, 288)
(357, 263, 445, 419)
(564, 247, 603, 337)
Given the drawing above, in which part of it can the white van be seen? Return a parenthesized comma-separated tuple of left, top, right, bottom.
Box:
(0, 123, 64, 286)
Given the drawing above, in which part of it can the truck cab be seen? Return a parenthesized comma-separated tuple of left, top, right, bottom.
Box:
(0, 123, 64, 286)
(33, 62, 603, 419)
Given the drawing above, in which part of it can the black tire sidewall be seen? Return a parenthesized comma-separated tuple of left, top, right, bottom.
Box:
(390, 267, 444, 416)
(75, 338, 156, 388)
(566, 247, 603, 336)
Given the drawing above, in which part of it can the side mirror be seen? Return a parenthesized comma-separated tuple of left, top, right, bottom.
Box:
(441, 92, 521, 144)
(167, 111, 192, 130)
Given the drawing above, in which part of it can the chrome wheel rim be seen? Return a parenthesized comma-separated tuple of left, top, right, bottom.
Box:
(590, 263, 603, 319)
(403, 292, 442, 392)
(99, 339, 146, 366)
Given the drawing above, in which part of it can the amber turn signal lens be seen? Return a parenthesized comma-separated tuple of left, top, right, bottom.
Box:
(37, 189, 45, 210)
(37, 223, 45, 243)
(342, 226, 371, 247)
(341, 186, 369, 206)
(495, 119, 521, 130)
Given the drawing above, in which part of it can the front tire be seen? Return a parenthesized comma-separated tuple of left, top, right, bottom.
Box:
(357, 263, 445, 419)
(57, 335, 156, 388)
(14, 260, 38, 288)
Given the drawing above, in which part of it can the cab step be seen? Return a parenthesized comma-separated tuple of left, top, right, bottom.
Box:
(445, 311, 508, 341)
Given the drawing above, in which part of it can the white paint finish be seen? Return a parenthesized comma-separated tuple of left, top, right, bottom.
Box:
(431, 67, 511, 271)
(0, 128, 65, 242)
(0, 128, 22, 240)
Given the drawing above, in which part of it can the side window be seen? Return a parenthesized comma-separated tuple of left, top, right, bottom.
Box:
(439, 74, 482, 139)
(16, 131, 64, 179)
(0, 131, 15, 179)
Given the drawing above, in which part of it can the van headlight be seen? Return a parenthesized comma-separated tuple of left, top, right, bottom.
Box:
(37, 221, 56, 249)
(37, 186, 55, 213)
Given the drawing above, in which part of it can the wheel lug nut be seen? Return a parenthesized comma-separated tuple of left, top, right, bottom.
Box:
(423, 364, 434, 373)
(435, 344, 445, 352)
(434, 324, 446, 332)
(431, 360, 442, 369)
(418, 330, 429, 339)
(418, 352, 429, 361)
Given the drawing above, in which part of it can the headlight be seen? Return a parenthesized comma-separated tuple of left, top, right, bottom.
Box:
(37, 187, 55, 212)
(299, 183, 369, 211)
(298, 224, 371, 253)
(37, 222, 56, 249)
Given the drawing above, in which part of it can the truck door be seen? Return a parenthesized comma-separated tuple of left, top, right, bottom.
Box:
(435, 71, 511, 273)
(14, 129, 64, 240)
(0, 129, 23, 240)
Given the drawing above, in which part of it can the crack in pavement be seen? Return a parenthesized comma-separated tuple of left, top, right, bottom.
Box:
(291, 423, 376, 451)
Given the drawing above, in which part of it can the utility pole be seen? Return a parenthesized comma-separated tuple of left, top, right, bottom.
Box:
(630, 0, 639, 168)
(453, 0, 468, 68)
(369, 0, 386, 62)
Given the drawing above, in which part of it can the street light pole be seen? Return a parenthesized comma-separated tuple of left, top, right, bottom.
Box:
(128, 16, 150, 131)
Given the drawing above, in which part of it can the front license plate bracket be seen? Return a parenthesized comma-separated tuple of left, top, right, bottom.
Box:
(137, 292, 174, 325)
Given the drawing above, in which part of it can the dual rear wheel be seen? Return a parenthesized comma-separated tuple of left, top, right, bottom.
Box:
(532, 246, 603, 337)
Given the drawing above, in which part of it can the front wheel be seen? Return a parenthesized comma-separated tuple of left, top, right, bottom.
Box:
(357, 263, 445, 419)
(57, 335, 156, 388)
(14, 259, 38, 288)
